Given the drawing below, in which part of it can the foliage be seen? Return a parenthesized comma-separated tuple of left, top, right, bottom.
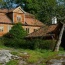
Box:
(59, 47, 64, 51)
(3, 23, 27, 48)
(21, 39, 56, 50)
(15, 0, 65, 24)
(15, 0, 57, 24)
(0, 37, 4, 46)
(34, 39, 56, 50)
(0, 0, 65, 24)
(3, 23, 56, 50)
(0, 0, 15, 9)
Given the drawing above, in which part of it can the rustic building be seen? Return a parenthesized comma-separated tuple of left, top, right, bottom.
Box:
(0, 6, 44, 36)
(26, 17, 65, 51)
(26, 22, 63, 40)
(0, 6, 65, 51)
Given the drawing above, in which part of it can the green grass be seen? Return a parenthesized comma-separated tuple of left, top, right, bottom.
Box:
(0, 64, 2, 65)
(6, 60, 19, 65)
(0, 44, 65, 65)
(9, 49, 58, 64)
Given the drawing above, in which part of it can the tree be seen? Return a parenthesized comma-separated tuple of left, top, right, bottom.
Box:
(0, 0, 15, 9)
(3, 23, 27, 48)
(15, 0, 58, 24)
(15, 0, 65, 24)
(1, 0, 65, 24)
(36, 0, 57, 24)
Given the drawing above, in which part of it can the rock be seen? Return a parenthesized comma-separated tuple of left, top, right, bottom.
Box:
(19, 52, 30, 61)
(58, 53, 65, 56)
(12, 55, 22, 60)
(23, 52, 28, 55)
(50, 63, 62, 65)
(19, 60, 27, 65)
(0, 50, 12, 64)
(47, 57, 65, 65)
(49, 59, 63, 63)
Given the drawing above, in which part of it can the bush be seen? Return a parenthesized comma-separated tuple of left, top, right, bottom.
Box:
(3, 23, 56, 50)
(35, 39, 56, 50)
(59, 47, 64, 51)
(3, 23, 27, 48)
(23, 39, 56, 50)
(0, 37, 4, 46)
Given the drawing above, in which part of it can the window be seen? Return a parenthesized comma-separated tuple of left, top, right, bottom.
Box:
(26, 28, 29, 33)
(34, 29, 37, 32)
(0, 27, 3, 32)
(8, 25, 11, 32)
(17, 15, 21, 22)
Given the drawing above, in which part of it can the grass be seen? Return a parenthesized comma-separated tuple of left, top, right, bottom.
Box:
(0, 41, 65, 65)
(12, 49, 56, 63)
(7, 48, 59, 64)
(6, 60, 19, 65)
(0, 45, 62, 63)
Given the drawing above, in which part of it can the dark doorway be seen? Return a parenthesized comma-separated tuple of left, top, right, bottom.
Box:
(61, 30, 65, 50)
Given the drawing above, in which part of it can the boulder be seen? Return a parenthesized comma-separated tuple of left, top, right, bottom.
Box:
(0, 50, 12, 64)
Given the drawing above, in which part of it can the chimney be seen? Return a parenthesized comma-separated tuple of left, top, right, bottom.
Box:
(52, 17, 57, 24)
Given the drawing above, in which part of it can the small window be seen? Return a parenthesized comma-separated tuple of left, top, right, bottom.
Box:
(26, 28, 29, 33)
(0, 27, 3, 32)
(17, 15, 21, 22)
(8, 25, 11, 32)
(34, 29, 37, 32)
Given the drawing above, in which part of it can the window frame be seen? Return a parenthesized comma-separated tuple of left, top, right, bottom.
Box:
(0, 26, 4, 32)
(26, 28, 29, 33)
(8, 25, 11, 32)
(17, 15, 21, 22)
(34, 29, 37, 32)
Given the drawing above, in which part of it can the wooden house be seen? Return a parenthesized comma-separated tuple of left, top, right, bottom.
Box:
(0, 6, 44, 36)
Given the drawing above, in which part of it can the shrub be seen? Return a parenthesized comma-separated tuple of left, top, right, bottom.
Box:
(3, 23, 27, 48)
(35, 39, 56, 50)
(3, 22, 56, 50)
(23, 39, 56, 50)
(59, 47, 64, 51)
(0, 37, 4, 46)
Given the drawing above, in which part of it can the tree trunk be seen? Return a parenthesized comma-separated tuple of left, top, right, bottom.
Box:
(54, 24, 64, 51)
